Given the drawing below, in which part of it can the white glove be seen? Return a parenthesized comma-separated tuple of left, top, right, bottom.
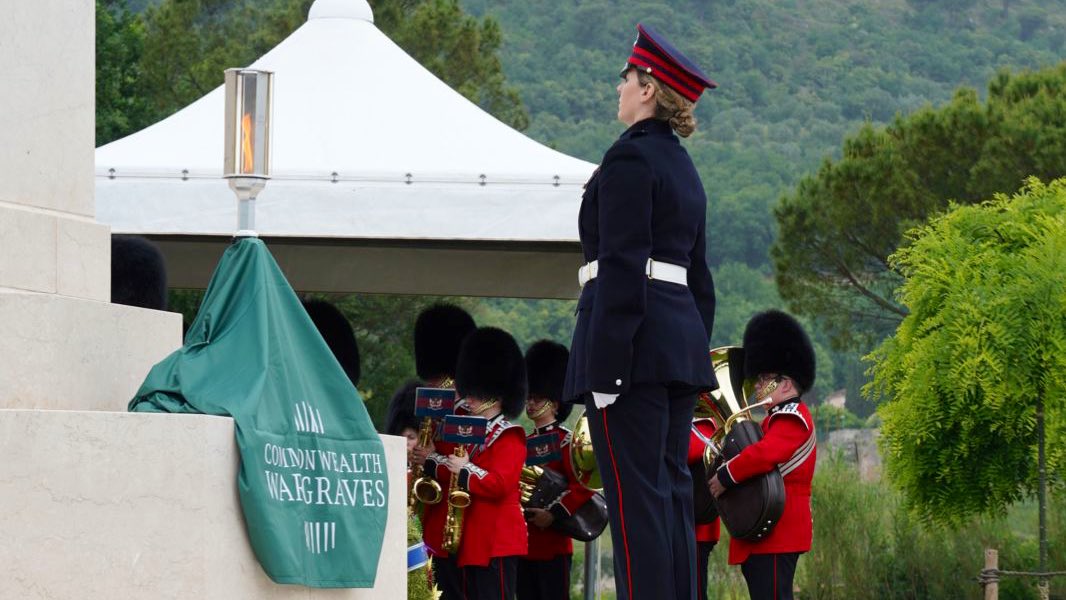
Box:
(592, 391, 619, 409)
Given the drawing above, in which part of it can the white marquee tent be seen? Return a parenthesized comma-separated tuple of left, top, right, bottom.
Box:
(95, 0, 596, 298)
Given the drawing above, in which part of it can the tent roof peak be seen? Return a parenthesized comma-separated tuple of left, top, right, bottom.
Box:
(309, 0, 373, 23)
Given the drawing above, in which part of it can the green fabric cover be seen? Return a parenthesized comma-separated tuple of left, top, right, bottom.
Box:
(130, 238, 388, 588)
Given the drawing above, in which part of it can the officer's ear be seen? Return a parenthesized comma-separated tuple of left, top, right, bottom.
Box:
(639, 79, 657, 103)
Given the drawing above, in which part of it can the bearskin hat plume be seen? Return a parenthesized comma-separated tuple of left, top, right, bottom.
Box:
(414, 304, 476, 381)
(742, 310, 816, 394)
(303, 299, 361, 387)
(111, 235, 168, 310)
(525, 340, 572, 421)
(385, 379, 421, 436)
(455, 327, 527, 419)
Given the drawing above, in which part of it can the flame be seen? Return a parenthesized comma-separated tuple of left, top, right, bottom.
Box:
(241, 112, 254, 173)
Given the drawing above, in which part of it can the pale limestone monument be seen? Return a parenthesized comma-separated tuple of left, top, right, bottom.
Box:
(0, 2, 406, 597)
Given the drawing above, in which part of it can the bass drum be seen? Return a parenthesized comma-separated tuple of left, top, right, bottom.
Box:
(710, 420, 785, 542)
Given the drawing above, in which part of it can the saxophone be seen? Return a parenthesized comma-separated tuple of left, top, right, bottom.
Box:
(441, 444, 471, 553)
(410, 377, 455, 507)
(410, 417, 443, 506)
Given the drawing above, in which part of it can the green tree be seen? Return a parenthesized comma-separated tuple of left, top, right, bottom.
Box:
(96, 0, 156, 145)
(373, 0, 529, 130)
(134, 0, 527, 130)
(474, 298, 575, 351)
(325, 294, 477, 427)
(773, 63, 1066, 350)
(866, 178, 1066, 527)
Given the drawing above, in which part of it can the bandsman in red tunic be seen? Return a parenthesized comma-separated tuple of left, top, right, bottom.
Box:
(517, 341, 595, 600)
(421, 327, 529, 600)
(688, 415, 721, 600)
(708, 310, 817, 600)
(403, 303, 477, 598)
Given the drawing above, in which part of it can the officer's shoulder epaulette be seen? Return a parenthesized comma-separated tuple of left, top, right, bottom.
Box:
(485, 419, 523, 447)
(768, 401, 809, 429)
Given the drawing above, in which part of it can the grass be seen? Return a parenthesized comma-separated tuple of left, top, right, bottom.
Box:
(566, 451, 1065, 599)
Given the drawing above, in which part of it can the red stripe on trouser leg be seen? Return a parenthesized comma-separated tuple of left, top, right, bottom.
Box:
(773, 554, 777, 600)
(498, 559, 504, 600)
(602, 408, 635, 598)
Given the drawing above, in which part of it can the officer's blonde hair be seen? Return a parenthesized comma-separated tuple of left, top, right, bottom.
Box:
(636, 70, 697, 138)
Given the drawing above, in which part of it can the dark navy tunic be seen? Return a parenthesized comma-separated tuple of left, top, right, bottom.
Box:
(563, 117, 717, 401)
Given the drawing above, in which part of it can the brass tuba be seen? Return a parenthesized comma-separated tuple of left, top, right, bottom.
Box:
(700, 346, 785, 542)
(569, 411, 603, 491)
(699, 346, 757, 454)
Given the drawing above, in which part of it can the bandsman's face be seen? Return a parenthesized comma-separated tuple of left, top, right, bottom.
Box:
(756, 374, 796, 406)
(402, 427, 418, 452)
(464, 397, 485, 413)
(526, 397, 552, 419)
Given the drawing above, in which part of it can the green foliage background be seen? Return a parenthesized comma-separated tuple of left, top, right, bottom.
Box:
(103, 0, 1066, 421)
(456, 0, 1066, 417)
(868, 178, 1066, 524)
(570, 454, 1066, 599)
(97, 0, 1066, 593)
(774, 64, 1066, 352)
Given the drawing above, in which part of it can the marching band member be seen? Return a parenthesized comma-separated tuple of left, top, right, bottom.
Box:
(301, 298, 362, 389)
(422, 327, 529, 599)
(708, 311, 817, 600)
(517, 341, 594, 600)
(562, 22, 719, 600)
(384, 382, 419, 472)
(688, 414, 721, 600)
(405, 303, 476, 598)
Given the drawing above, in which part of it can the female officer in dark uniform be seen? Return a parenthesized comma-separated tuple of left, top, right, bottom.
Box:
(562, 23, 718, 600)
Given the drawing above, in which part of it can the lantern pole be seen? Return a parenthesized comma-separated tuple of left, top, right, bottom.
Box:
(223, 68, 274, 238)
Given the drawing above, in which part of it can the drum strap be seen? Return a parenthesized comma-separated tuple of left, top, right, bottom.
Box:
(778, 430, 816, 477)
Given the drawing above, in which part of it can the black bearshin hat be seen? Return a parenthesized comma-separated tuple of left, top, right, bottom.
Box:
(414, 304, 476, 381)
(742, 310, 816, 394)
(111, 235, 168, 310)
(302, 299, 362, 387)
(385, 379, 421, 436)
(525, 340, 572, 421)
(455, 327, 528, 420)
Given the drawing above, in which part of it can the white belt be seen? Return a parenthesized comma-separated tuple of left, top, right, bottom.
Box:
(578, 258, 688, 287)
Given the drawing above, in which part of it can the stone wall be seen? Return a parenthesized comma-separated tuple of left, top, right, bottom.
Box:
(824, 428, 882, 482)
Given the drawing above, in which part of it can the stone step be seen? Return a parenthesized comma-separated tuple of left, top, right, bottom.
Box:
(0, 291, 182, 411)
(0, 409, 406, 598)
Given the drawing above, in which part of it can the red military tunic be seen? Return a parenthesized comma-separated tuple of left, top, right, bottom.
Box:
(425, 414, 529, 567)
(717, 399, 816, 564)
(688, 418, 721, 544)
(524, 422, 596, 561)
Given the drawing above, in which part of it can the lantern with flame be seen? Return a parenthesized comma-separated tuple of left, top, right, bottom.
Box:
(223, 68, 274, 237)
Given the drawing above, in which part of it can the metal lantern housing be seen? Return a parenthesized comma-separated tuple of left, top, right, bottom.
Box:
(223, 68, 274, 237)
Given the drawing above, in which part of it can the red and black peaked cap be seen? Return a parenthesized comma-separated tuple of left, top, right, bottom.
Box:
(624, 23, 717, 102)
